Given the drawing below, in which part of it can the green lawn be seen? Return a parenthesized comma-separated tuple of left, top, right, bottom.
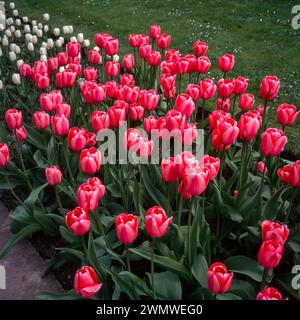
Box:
(14, 0, 300, 156)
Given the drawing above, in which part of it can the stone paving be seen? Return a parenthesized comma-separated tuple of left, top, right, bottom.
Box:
(0, 202, 62, 299)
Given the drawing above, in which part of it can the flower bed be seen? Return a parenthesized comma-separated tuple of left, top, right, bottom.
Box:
(0, 2, 300, 300)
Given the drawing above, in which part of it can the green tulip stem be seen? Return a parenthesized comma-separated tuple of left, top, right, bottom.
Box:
(125, 245, 131, 273)
(55, 187, 63, 215)
(151, 238, 156, 299)
(260, 268, 270, 290)
(178, 195, 183, 226)
(285, 187, 296, 224)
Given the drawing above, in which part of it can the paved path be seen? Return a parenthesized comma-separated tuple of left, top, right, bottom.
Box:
(0, 202, 62, 299)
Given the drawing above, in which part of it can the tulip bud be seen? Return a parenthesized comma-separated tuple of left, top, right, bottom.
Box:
(80, 147, 101, 175)
(260, 76, 280, 101)
(207, 262, 233, 294)
(12, 73, 21, 85)
(115, 213, 139, 244)
(202, 155, 220, 181)
(145, 206, 173, 238)
(0, 143, 10, 168)
(5, 109, 22, 130)
(15, 126, 27, 142)
(238, 93, 255, 111)
(278, 160, 300, 188)
(261, 220, 289, 244)
(277, 104, 299, 127)
(219, 53, 235, 73)
(45, 166, 62, 186)
(51, 115, 69, 136)
(261, 128, 287, 157)
(68, 127, 87, 152)
(256, 287, 285, 300)
(161, 157, 179, 183)
(77, 183, 100, 211)
(258, 240, 283, 269)
(74, 266, 102, 298)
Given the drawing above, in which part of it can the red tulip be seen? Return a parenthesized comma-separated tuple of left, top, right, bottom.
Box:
(147, 50, 161, 67)
(277, 104, 299, 127)
(103, 37, 118, 56)
(166, 109, 186, 132)
(129, 103, 144, 121)
(45, 165, 62, 186)
(95, 32, 111, 48)
(117, 85, 140, 104)
(161, 60, 176, 75)
(193, 41, 208, 57)
(261, 220, 289, 244)
(39, 90, 63, 112)
(186, 84, 200, 102)
(0, 143, 10, 168)
(33, 111, 50, 130)
(77, 182, 100, 211)
(219, 53, 235, 73)
(68, 127, 87, 152)
(33, 61, 48, 75)
(260, 76, 280, 101)
(108, 105, 127, 127)
(80, 81, 106, 105)
(215, 98, 230, 112)
(66, 207, 90, 237)
(256, 287, 285, 300)
(105, 61, 120, 78)
(207, 262, 233, 294)
(144, 115, 157, 135)
(238, 111, 261, 142)
(91, 111, 110, 133)
(145, 206, 172, 238)
(115, 213, 139, 244)
(165, 49, 181, 61)
(86, 132, 96, 147)
(55, 70, 77, 88)
(233, 77, 248, 95)
(163, 87, 176, 100)
(139, 44, 152, 59)
(51, 115, 69, 136)
(160, 73, 176, 91)
(74, 266, 102, 298)
(68, 62, 82, 77)
(174, 94, 195, 119)
(212, 118, 239, 151)
(124, 128, 141, 151)
(238, 93, 255, 111)
(120, 74, 134, 87)
(175, 57, 189, 74)
(105, 80, 118, 99)
(128, 34, 141, 48)
(278, 160, 300, 187)
(179, 123, 197, 146)
(5, 109, 22, 130)
(258, 240, 283, 269)
(261, 128, 287, 157)
(84, 67, 98, 81)
(123, 54, 135, 71)
(67, 42, 80, 58)
(202, 155, 220, 181)
(88, 49, 101, 65)
(80, 147, 101, 175)
(56, 103, 71, 118)
(139, 89, 159, 111)
(15, 126, 27, 142)
(86, 177, 105, 199)
(136, 138, 154, 159)
(195, 56, 211, 74)
(217, 79, 234, 98)
(57, 52, 68, 66)
(199, 79, 216, 100)
(161, 157, 179, 183)
(47, 57, 59, 75)
(150, 25, 161, 39)
(156, 33, 171, 50)
(257, 161, 267, 175)
(19, 63, 32, 77)
(182, 166, 209, 197)
(209, 110, 231, 131)
(175, 151, 199, 179)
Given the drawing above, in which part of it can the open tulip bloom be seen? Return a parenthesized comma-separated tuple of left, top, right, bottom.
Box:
(0, 3, 299, 302)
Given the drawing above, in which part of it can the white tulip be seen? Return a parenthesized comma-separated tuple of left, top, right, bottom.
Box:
(112, 54, 119, 63)
(40, 47, 47, 55)
(47, 38, 54, 48)
(9, 51, 16, 61)
(10, 2, 15, 9)
(27, 42, 34, 51)
(32, 25, 38, 34)
(70, 36, 77, 42)
(43, 25, 49, 32)
(15, 19, 21, 26)
(24, 24, 31, 33)
(38, 23, 43, 29)
(93, 46, 100, 51)
(2, 37, 8, 46)
(58, 36, 64, 45)
(41, 41, 47, 48)
(23, 17, 28, 23)
(53, 27, 60, 36)
(55, 39, 62, 48)
(59, 66, 65, 72)
(32, 20, 37, 26)
(10, 26, 15, 33)
(0, 24, 4, 32)
(15, 45, 21, 54)
(12, 73, 21, 85)
(25, 33, 32, 42)
(77, 33, 84, 43)
(63, 25, 73, 34)
(6, 18, 13, 26)
(43, 13, 50, 22)
(32, 35, 38, 44)
(83, 39, 90, 48)
(0, 48, 2, 57)
(40, 55, 47, 62)
(5, 29, 12, 37)
(16, 59, 24, 69)
(10, 43, 16, 51)
(0, 80, 3, 90)
(15, 30, 21, 38)
(12, 9, 18, 17)
(37, 30, 43, 38)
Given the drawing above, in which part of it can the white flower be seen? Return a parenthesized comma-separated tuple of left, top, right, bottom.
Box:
(23, 17, 28, 23)
(15, 19, 21, 26)
(63, 25, 73, 34)
(12, 9, 18, 17)
(32, 20, 37, 26)
(0, 48, 2, 57)
(37, 30, 43, 38)
(39, 47, 47, 55)
(0, 24, 4, 32)
(31, 35, 38, 44)
(12, 73, 21, 85)
(5, 29, 12, 37)
(9, 51, 16, 61)
(32, 25, 38, 34)
(10, 2, 15, 9)
(55, 39, 62, 47)
(6, 18, 14, 26)
(10, 26, 15, 33)
(2, 37, 8, 46)
(43, 13, 50, 21)
(10, 43, 16, 51)
(41, 41, 47, 48)
(24, 25, 31, 33)
(25, 33, 32, 42)
(47, 38, 54, 48)
(83, 39, 90, 48)
(93, 46, 100, 51)
(112, 54, 119, 63)
(53, 27, 60, 36)
(16, 59, 24, 68)
(70, 36, 77, 42)
(15, 45, 21, 54)
(27, 42, 34, 51)
(59, 66, 65, 72)
(58, 36, 64, 45)
(77, 33, 84, 43)
(15, 30, 21, 38)
(43, 25, 49, 32)
(38, 23, 43, 30)
(0, 80, 3, 90)
(40, 54, 47, 62)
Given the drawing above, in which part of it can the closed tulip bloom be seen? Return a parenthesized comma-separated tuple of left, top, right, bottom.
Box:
(105, 61, 120, 78)
(238, 112, 261, 142)
(180, 123, 198, 146)
(139, 44, 152, 59)
(161, 157, 179, 183)
(35, 74, 50, 90)
(19, 63, 32, 77)
(33, 111, 50, 130)
(278, 160, 300, 188)
(47, 57, 59, 75)
(33, 61, 48, 75)
(66, 207, 90, 237)
(217, 79, 234, 98)
(0, 143, 10, 168)
(68, 62, 82, 77)
(123, 54, 135, 70)
(156, 33, 171, 50)
(144, 115, 157, 135)
(80, 147, 101, 175)
(160, 73, 176, 91)
(207, 262, 233, 294)
(68, 127, 87, 152)
(139, 89, 159, 111)
(199, 79, 216, 100)
(128, 34, 142, 48)
(174, 94, 195, 119)
(15, 126, 27, 142)
(150, 25, 161, 39)
(67, 41, 80, 58)
(212, 118, 239, 151)
(258, 240, 283, 269)
(145, 206, 173, 238)
(233, 77, 248, 95)
(277, 104, 299, 127)
(186, 84, 200, 102)
(261, 128, 288, 157)
(202, 155, 220, 181)
(175, 151, 199, 179)
(163, 87, 176, 100)
(120, 74, 135, 88)
(215, 98, 230, 112)
(86, 132, 96, 148)
(209, 110, 231, 130)
(257, 161, 268, 175)
(256, 287, 284, 300)
(175, 57, 189, 74)
(105, 80, 118, 99)
(108, 105, 127, 127)
(95, 32, 111, 48)
(81, 81, 106, 105)
(261, 220, 289, 244)
(91, 111, 110, 132)
(51, 115, 69, 136)
(165, 109, 186, 132)
(88, 49, 101, 65)
(147, 50, 161, 67)
(260, 76, 280, 101)
(136, 138, 154, 158)
(74, 265, 102, 298)
(55, 70, 77, 88)
(45, 165, 62, 186)
(5, 109, 22, 129)
(193, 41, 208, 57)
(57, 52, 68, 66)
(182, 166, 210, 196)
(117, 85, 140, 104)
(238, 93, 255, 111)
(129, 103, 144, 121)
(124, 128, 141, 151)
(165, 49, 181, 61)
(56, 103, 71, 118)
(77, 183, 100, 211)
(103, 37, 119, 56)
(85, 177, 105, 199)
(195, 56, 211, 74)
(218, 53, 235, 73)
(39, 90, 63, 112)
(115, 213, 139, 244)
(84, 67, 98, 81)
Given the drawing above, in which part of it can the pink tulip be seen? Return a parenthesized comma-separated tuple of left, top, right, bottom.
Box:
(45, 166, 62, 186)
(277, 104, 299, 127)
(79, 147, 101, 175)
(261, 128, 288, 157)
(0, 143, 10, 168)
(258, 240, 283, 269)
(219, 53, 235, 73)
(51, 115, 69, 136)
(145, 206, 173, 238)
(74, 266, 102, 298)
(260, 76, 280, 101)
(115, 213, 139, 244)
(207, 262, 233, 294)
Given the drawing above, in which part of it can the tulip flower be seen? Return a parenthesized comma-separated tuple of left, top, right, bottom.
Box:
(39, 90, 63, 112)
(88, 49, 101, 64)
(68, 127, 87, 152)
(199, 79, 216, 100)
(215, 98, 230, 112)
(261, 128, 288, 157)
(47, 57, 59, 75)
(238, 112, 261, 142)
(207, 262, 233, 294)
(139, 44, 152, 59)
(66, 207, 90, 236)
(156, 33, 171, 50)
(124, 128, 141, 151)
(278, 160, 300, 188)
(257, 161, 268, 175)
(147, 50, 161, 67)
(117, 85, 140, 104)
(160, 73, 176, 91)
(57, 52, 68, 66)
(129, 103, 144, 121)
(115, 213, 139, 244)
(175, 151, 199, 179)
(144, 115, 157, 135)
(195, 56, 211, 74)
(84, 67, 98, 81)
(105, 61, 120, 78)
(174, 94, 195, 119)
(136, 138, 154, 159)
(0, 143, 10, 168)
(120, 74, 135, 87)
(15, 126, 27, 142)
(91, 111, 110, 133)
(95, 32, 111, 48)
(186, 84, 200, 102)
(103, 37, 119, 56)
(80, 81, 106, 105)
(260, 76, 280, 101)
(86, 177, 106, 199)
(211, 118, 239, 150)
(209, 111, 231, 130)
(161, 157, 180, 183)
(19, 63, 32, 77)
(56, 103, 71, 118)
(233, 77, 248, 95)
(68, 62, 82, 77)
(179, 123, 198, 146)
(80, 147, 101, 175)
(202, 155, 220, 181)
(77, 182, 100, 211)
(150, 25, 161, 39)
(51, 115, 69, 137)
(55, 70, 77, 88)
(107, 105, 127, 127)
(175, 57, 189, 74)
(123, 54, 135, 70)
(257, 240, 283, 269)
(256, 287, 285, 300)
(45, 166, 62, 186)
(67, 41, 80, 57)
(217, 79, 234, 98)
(182, 166, 210, 197)
(238, 93, 255, 111)
(139, 90, 159, 111)
(145, 206, 173, 238)
(277, 104, 299, 128)
(105, 80, 118, 99)
(193, 41, 208, 57)
(218, 53, 235, 73)
(5, 109, 22, 130)
(74, 266, 102, 298)
(261, 220, 289, 244)
(165, 109, 186, 132)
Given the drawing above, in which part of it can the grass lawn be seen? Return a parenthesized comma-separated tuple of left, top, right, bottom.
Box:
(13, 0, 300, 156)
